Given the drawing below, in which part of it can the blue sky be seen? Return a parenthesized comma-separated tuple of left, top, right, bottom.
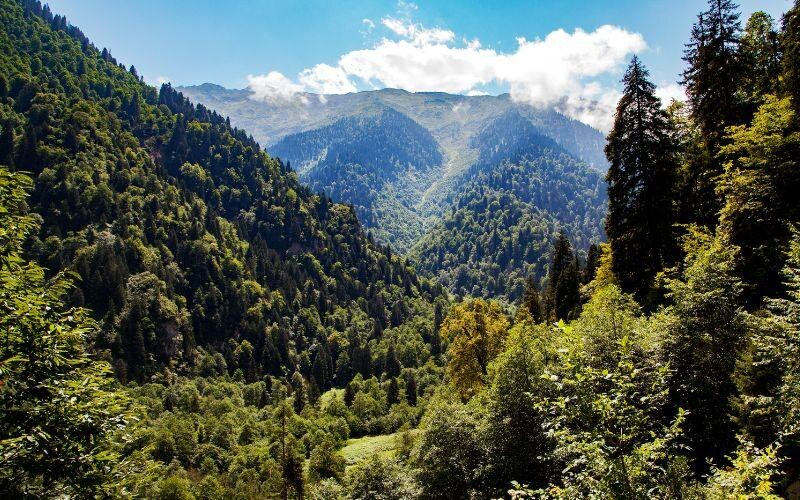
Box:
(44, 0, 791, 130)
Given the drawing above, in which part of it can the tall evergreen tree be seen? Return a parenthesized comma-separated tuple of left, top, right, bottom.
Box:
(521, 275, 543, 322)
(405, 373, 418, 406)
(683, 0, 743, 142)
(384, 343, 401, 378)
(582, 244, 600, 285)
(681, 0, 743, 226)
(783, 0, 800, 117)
(386, 377, 399, 406)
(605, 56, 678, 306)
(546, 233, 581, 321)
(738, 11, 781, 114)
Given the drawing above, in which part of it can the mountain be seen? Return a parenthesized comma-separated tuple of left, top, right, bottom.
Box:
(180, 84, 609, 263)
(410, 111, 607, 300)
(0, 0, 443, 383)
(270, 107, 443, 249)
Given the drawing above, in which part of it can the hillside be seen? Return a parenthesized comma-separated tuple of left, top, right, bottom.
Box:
(0, 0, 443, 383)
(411, 111, 606, 300)
(180, 84, 609, 254)
(4, 0, 800, 498)
(270, 107, 443, 249)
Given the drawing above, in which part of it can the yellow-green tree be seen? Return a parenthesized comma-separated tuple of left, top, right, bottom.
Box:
(440, 299, 509, 400)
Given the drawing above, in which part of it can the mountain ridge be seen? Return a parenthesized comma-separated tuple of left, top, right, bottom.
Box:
(180, 83, 610, 294)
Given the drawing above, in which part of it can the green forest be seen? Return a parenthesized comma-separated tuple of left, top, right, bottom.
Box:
(411, 110, 606, 301)
(1, 0, 800, 498)
(269, 107, 444, 252)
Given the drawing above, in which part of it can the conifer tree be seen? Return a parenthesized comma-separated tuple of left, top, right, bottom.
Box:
(0, 121, 13, 166)
(384, 343, 401, 377)
(739, 11, 780, 113)
(582, 244, 600, 285)
(344, 383, 356, 407)
(387, 377, 399, 406)
(546, 233, 581, 320)
(681, 0, 744, 226)
(405, 373, 418, 406)
(783, 0, 800, 117)
(683, 0, 743, 142)
(605, 56, 678, 306)
(521, 275, 543, 322)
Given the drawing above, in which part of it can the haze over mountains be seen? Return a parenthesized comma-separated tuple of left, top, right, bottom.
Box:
(179, 84, 608, 276)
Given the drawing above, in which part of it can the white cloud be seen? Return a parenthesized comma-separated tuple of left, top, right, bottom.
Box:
(380, 17, 455, 45)
(397, 0, 418, 16)
(655, 82, 686, 106)
(299, 64, 357, 94)
(361, 18, 376, 37)
(247, 71, 306, 103)
(246, 14, 646, 130)
(146, 75, 170, 87)
(555, 84, 622, 132)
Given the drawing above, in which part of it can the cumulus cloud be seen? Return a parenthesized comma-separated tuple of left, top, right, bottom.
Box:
(247, 71, 306, 103)
(299, 64, 357, 94)
(246, 12, 646, 130)
(655, 82, 687, 106)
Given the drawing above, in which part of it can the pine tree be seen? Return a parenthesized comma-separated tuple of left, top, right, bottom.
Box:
(583, 244, 600, 285)
(344, 383, 356, 407)
(738, 11, 780, 114)
(683, 0, 743, 143)
(0, 74, 7, 102)
(405, 373, 418, 406)
(521, 275, 543, 322)
(0, 122, 13, 167)
(783, 0, 800, 117)
(605, 56, 678, 307)
(546, 233, 582, 321)
(431, 301, 444, 359)
(680, 0, 744, 227)
(384, 342, 401, 377)
(291, 371, 306, 413)
(387, 377, 399, 406)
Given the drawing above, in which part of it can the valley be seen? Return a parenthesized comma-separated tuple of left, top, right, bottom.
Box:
(2, 0, 800, 498)
(181, 84, 610, 300)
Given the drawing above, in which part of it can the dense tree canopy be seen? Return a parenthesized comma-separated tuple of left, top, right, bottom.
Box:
(3, 0, 800, 497)
(0, 0, 444, 386)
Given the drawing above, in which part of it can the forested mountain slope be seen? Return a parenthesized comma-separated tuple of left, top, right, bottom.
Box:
(0, 0, 443, 383)
(411, 111, 606, 300)
(270, 108, 443, 250)
(180, 84, 609, 255)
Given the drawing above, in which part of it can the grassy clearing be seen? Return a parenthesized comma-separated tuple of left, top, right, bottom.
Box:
(340, 429, 420, 467)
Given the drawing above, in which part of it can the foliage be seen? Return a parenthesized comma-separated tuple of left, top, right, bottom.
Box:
(344, 455, 419, 500)
(659, 229, 748, 472)
(412, 393, 485, 499)
(411, 112, 605, 302)
(718, 96, 800, 304)
(439, 299, 509, 400)
(0, 0, 443, 386)
(0, 168, 129, 496)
